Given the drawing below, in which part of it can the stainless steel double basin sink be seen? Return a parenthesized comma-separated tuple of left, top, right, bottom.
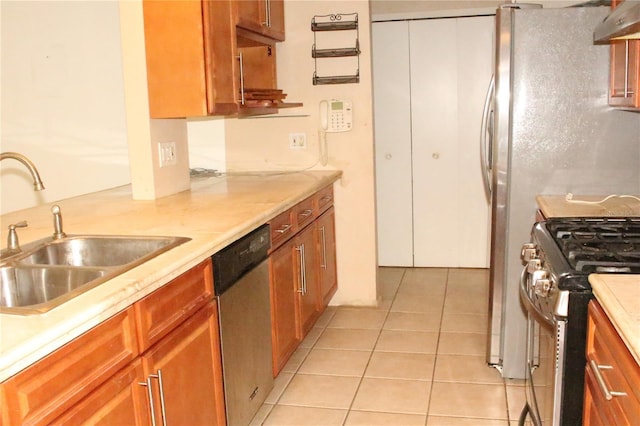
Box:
(0, 235, 190, 314)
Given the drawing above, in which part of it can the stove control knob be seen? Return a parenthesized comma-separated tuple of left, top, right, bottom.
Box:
(521, 243, 537, 261)
(527, 258, 542, 273)
(533, 274, 551, 297)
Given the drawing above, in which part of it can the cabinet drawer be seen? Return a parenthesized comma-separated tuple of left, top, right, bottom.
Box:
(315, 185, 334, 215)
(269, 208, 294, 250)
(294, 196, 315, 229)
(135, 259, 213, 352)
(1, 308, 139, 425)
(586, 301, 640, 424)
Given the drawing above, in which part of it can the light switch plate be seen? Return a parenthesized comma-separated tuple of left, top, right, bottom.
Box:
(159, 142, 177, 167)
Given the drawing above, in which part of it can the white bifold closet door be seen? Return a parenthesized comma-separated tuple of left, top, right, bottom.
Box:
(373, 16, 493, 268)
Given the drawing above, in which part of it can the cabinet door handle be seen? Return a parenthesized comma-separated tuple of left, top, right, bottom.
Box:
(264, 0, 271, 27)
(320, 226, 327, 269)
(237, 52, 245, 105)
(624, 40, 630, 98)
(296, 244, 307, 295)
(139, 376, 158, 426)
(589, 359, 628, 401)
(149, 370, 168, 426)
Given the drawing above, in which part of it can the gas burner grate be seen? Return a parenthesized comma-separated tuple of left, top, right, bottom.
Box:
(545, 217, 640, 273)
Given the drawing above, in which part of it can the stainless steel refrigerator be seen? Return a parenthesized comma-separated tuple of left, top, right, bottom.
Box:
(482, 4, 640, 379)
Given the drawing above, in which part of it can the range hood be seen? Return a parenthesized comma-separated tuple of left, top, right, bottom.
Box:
(594, 1, 640, 43)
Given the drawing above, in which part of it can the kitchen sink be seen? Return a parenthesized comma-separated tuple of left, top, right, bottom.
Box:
(0, 235, 191, 314)
(17, 235, 190, 267)
(0, 265, 106, 308)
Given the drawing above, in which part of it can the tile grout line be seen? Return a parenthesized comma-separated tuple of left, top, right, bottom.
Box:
(339, 267, 406, 425)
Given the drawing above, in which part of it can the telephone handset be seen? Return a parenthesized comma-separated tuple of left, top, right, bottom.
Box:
(319, 99, 353, 132)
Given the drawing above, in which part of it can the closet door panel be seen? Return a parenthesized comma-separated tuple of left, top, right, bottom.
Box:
(372, 21, 413, 267)
(456, 16, 493, 267)
(410, 18, 460, 267)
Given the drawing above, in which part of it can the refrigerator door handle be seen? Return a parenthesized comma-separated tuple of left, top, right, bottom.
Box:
(480, 74, 495, 201)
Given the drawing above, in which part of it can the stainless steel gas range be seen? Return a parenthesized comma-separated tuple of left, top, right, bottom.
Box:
(518, 217, 640, 426)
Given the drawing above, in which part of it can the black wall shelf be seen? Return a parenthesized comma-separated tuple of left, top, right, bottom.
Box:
(311, 13, 360, 85)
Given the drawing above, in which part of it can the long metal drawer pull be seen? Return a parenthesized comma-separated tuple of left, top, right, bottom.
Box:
(296, 245, 305, 294)
(301, 244, 307, 295)
(320, 195, 332, 204)
(139, 377, 158, 426)
(275, 224, 291, 234)
(150, 369, 168, 426)
(320, 226, 327, 269)
(589, 360, 628, 401)
(237, 53, 245, 105)
(624, 40, 630, 98)
(299, 209, 313, 218)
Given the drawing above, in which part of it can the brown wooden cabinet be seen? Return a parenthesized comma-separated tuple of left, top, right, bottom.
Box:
(235, 0, 285, 41)
(0, 308, 139, 425)
(50, 360, 150, 425)
(583, 300, 640, 426)
(140, 302, 226, 426)
(268, 185, 338, 375)
(608, 0, 640, 110)
(295, 223, 323, 336)
(143, 0, 238, 118)
(143, 0, 297, 118)
(1, 259, 226, 426)
(317, 207, 338, 307)
(270, 238, 301, 374)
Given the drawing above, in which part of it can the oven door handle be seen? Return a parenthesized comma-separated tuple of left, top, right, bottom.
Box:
(519, 266, 555, 327)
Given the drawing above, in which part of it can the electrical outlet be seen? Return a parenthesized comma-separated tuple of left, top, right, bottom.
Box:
(158, 142, 177, 167)
(289, 133, 307, 149)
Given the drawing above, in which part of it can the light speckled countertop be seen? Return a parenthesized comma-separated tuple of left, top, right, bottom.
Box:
(0, 170, 341, 382)
(589, 275, 640, 365)
(537, 194, 640, 218)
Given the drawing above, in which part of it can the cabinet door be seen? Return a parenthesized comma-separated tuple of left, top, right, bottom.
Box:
(236, 0, 285, 41)
(296, 225, 322, 336)
(270, 240, 301, 375)
(609, 0, 640, 109)
(50, 360, 150, 425)
(143, 0, 238, 118)
(141, 303, 226, 426)
(317, 207, 337, 307)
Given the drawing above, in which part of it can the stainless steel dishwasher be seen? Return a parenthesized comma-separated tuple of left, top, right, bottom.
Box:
(212, 224, 273, 426)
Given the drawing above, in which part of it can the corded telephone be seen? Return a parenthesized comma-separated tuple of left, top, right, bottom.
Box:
(319, 99, 353, 132)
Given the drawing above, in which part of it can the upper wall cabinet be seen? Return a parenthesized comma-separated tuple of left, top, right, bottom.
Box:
(235, 0, 285, 42)
(608, 0, 640, 110)
(143, 0, 298, 119)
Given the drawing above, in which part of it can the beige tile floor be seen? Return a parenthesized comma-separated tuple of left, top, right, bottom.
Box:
(251, 267, 527, 426)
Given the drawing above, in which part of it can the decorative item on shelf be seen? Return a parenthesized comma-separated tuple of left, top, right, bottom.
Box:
(311, 13, 360, 85)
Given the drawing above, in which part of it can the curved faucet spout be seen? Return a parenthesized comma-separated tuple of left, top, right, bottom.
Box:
(0, 152, 45, 191)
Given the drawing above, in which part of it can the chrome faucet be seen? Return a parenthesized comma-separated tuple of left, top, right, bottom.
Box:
(0, 152, 45, 191)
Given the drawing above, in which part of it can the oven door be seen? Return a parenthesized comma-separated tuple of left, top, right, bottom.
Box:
(519, 266, 566, 426)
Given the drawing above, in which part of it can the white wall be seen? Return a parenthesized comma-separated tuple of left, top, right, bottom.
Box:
(0, 1, 130, 214)
(221, 1, 379, 306)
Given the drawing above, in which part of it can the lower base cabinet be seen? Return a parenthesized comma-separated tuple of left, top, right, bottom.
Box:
(1, 259, 226, 426)
(50, 360, 150, 425)
(270, 239, 302, 375)
(583, 300, 640, 426)
(269, 189, 338, 376)
(141, 302, 226, 426)
(317, 207, 338, 306)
